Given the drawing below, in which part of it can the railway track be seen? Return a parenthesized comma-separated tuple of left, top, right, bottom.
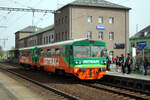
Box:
(80, 81, 150, 100)
(0, 63, 80, 100)
(1, 62, 150, 100)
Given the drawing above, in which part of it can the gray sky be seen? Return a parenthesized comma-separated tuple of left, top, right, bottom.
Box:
(0, 0, 150, 50)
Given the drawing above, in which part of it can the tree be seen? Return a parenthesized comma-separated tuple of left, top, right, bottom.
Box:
(0, 46, 4, 56)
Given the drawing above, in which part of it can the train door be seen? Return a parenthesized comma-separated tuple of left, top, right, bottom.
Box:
(67, 45, 73, 67)
(32, 47, 40, 63)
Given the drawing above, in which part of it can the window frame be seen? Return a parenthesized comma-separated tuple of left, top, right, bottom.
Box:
(88, 16, 92, 23)
(98, 31, 103, 40)
(109, 32, 114, 40)
(98, 16, 103, 24)
(87, 31, 92, 40)
(109, 17, 114, 24)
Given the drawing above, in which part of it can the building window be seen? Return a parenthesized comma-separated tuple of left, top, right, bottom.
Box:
(35, 40, 37, 45)
(109, 32, 114, 40)
(46, 36, 48, 44)
(59, 18, 60, 24)
(59, 32, 61, 41)
(52, 35, 54, 39)
(65, 32, 67, 40)
(144, 31, 148, 36)
(62, 17, 64, 24)
(88, 16, 92, 23)
(98, 16, 103, 24)
(98, 32, 103, 40)
(55, 19, 57, 25)
(109, 17, 114, 24)
(62, 32, 64, 40)
(87, 31, 92, 39)
(44, 37, 46, 44)
(65, 16, 67, 24)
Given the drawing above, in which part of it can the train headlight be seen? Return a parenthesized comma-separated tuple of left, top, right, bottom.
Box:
(75, 61, 82, 65)
(75, 61, 78, 65)
(79, 61, 82, 64)
(104, 61, 106, 64)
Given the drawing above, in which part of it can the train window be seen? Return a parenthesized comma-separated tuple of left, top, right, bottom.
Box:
(40, 49, 43, 56)
(42, 49, 47, 57)
(41, 49, 44, 56)
(56, 48, 60, 57)
(62, 48, 65, 56)
(74, 46, 90, 58)
(47, 49, 51, 57)
(51, 48, 55, 57)
(60, 48, 63, 57)
(91, 46, 105, 58)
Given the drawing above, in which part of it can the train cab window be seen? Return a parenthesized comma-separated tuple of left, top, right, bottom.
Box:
(92, 46, 105, 58)
(74, 46, 90, 58)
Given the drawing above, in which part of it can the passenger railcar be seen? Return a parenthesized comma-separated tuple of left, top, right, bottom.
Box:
(19, 39, 107, 80)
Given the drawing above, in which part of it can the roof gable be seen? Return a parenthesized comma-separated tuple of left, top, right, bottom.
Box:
(68, 0, 130, 9)
(18, 26, 42, 33)
(130, 25, 150, 39)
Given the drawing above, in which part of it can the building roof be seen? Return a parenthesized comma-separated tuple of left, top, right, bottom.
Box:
(16, 26, 42, 33)
(59, 0, 130, 10)
(130, 25, 150, 39)
(19, 25, 54, 40)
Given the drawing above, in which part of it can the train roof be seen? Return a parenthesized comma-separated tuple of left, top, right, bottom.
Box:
(19, 38, 106, 50)
(19, 38, 88, 50)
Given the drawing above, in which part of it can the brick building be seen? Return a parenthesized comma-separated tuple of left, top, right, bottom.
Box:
(54, 0, 131, 57)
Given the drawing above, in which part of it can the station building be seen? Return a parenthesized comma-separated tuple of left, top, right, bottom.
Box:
(130, 25, 150, 57)
(15, 0, 131, 57)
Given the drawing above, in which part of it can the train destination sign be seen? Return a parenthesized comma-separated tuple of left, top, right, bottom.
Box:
(96, 26, 106, 30)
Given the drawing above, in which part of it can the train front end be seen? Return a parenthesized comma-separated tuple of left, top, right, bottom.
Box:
(72, 40, 107, 80)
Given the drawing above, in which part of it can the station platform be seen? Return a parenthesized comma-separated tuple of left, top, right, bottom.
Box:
(102, 64, 150, 92)
(106, 71, 150, 81)
(107, 64, 150, 81)
(0, 71, 44, 100)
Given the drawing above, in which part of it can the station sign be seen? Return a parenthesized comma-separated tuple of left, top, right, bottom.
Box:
(137, 41, 147, 49)
(114, 43, 125, 49)
(96, 26, 106, 30)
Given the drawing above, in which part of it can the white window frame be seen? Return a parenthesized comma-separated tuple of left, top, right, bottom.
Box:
(109, 17, 114, 24)
(98, 32, 103, 40)
(87, 31, 92, 39)
(109, 32, 114, 40)
(98, 16, 103, 24)
(88, 16, 92, 23)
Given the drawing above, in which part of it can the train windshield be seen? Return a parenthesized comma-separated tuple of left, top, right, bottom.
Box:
(92, 46, 105, 58)
(74, 46, 90, 58)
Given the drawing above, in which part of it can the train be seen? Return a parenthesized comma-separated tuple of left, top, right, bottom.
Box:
(18, 38, 107, 80)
